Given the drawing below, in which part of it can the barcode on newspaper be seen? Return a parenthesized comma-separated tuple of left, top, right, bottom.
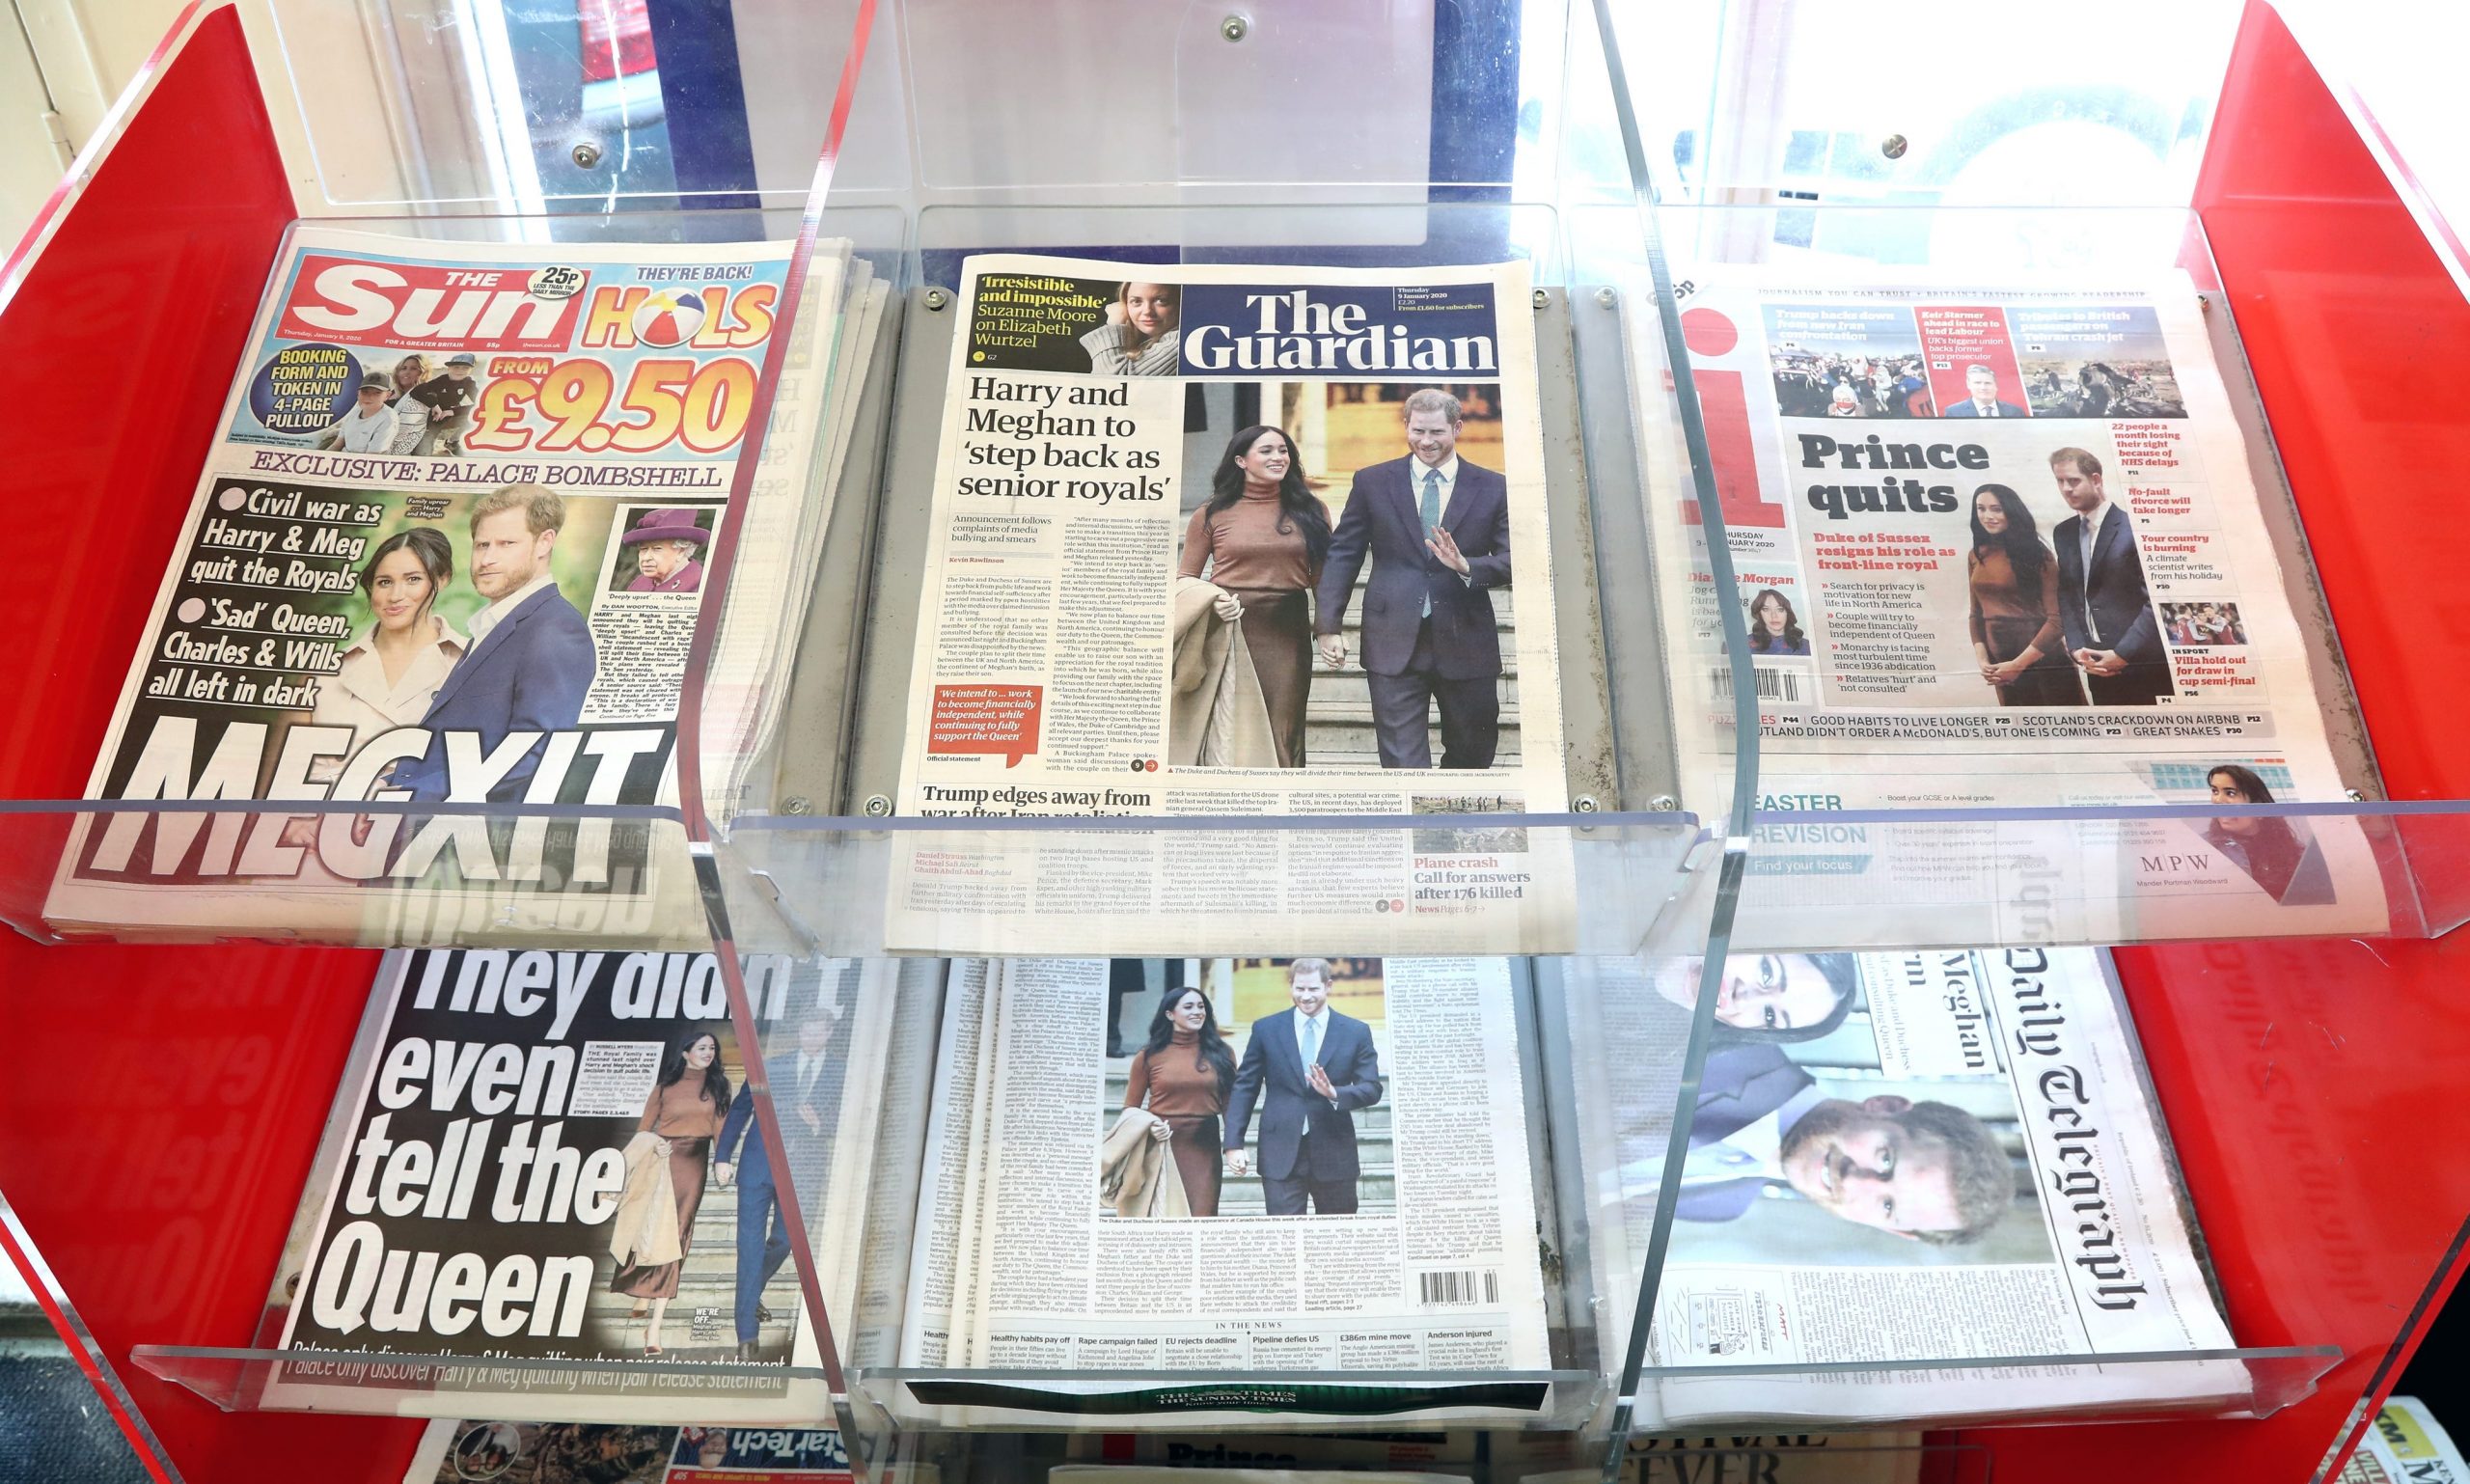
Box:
(1708, 665, 1801, 703)
(1417, 1269, 1499, 1306)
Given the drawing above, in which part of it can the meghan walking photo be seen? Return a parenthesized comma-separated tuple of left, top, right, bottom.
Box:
(1101, 958, 1394, 1220)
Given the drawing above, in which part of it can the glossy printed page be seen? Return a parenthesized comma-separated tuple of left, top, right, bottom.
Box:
(253, 948, 890, 1421)
(41, 227, 864, 947)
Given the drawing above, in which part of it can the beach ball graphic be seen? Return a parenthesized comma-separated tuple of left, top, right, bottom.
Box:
(631, 289, 707, 347)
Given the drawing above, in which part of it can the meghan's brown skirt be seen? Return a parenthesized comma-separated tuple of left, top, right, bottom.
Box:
(610, 1137, 709, 1300)
(1230, 587, 1313, 769)
(1163, 1113, 1223, 1217)
(1981, 615, 2088, 707)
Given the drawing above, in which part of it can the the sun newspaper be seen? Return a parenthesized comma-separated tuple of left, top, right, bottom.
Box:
(46, 228, 868, 946)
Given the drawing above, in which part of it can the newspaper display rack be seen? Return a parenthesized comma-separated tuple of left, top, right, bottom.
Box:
(1, 3, 2468, 1484)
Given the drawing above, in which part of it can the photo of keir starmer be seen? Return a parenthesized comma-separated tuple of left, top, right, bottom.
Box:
(1101, 959, 1389, 1220)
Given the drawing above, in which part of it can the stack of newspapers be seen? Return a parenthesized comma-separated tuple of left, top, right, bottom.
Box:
(1622, 268, 2384, 947)
(1556, 946, 2244, 1428)
(261, 942, 2249, 1437)
(40, 241, 2382, 961)
(41, 229, 889, 946)
(259, 949, 915, 1422)
(888, 956, 1559, 1426)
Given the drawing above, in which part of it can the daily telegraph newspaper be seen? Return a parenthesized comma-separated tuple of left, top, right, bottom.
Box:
(44, 228, 860, 946)
(1560, 948, 2239, 1426)
(1629, 270, 2385, 948)
(404, 1417, 877, 1484)
(2340, 1397, 2467, 1484)
(888, 256, 1573, 955)
(894, 956, 1552, 1425)
(261, 948, 892, 1421)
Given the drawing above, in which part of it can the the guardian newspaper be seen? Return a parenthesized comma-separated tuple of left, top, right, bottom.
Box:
(895, 956, 1552, 1425)
(888, 256, 1574, 955)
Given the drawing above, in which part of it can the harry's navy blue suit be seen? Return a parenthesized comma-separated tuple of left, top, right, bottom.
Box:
(714, 1058, 838, 1349)
(2053, 506, 2174, 706)
(394, 583, 595, 802)
(1676, 1042, 1816, 1223)
(1224, 1008, 1383, 1215)
(1314, 454, 1511, 769)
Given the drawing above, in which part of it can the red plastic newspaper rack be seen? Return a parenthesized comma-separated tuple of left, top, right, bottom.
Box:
(1, 2, 2466, 1481)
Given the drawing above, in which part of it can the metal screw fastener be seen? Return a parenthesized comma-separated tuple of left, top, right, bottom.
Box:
(2346, 788, 2365, 802)
(864, 795, 892, 817)
(923, 289, 949, 312)
(1595, 286, 1617, 308)
(1649, 794, 1680, 812)
(782, 796, 813, 816)
(1880, 133, 1908, 160)
(571, 140, 603, 169)
(1530, 289, 1548, 308)
(1573, 796, 1600, 813)
(1221, 14, 1248, 41)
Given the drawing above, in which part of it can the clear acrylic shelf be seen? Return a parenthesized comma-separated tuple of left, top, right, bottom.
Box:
(125, 1345, 837, 1421)
(115, 936, 2363, 1447)
(8, 2, 2470, 1482)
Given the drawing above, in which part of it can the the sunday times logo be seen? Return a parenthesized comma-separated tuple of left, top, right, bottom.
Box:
(1180, 282, 1499, 374)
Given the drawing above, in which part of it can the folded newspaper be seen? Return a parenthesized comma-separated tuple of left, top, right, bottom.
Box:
(892, 955, 1557, 1426)
(1627, 268, 2386, 947)
(1558, 946, 2242, 1427)
(401, 1417, 900, 1484)
(44, 229, 880, 946)
(259, 948, 897, 1421)
(1510, 1432, 1922, 1484)
(885, 256, 1576, 956)
(2341, 1396, 2465, 1484)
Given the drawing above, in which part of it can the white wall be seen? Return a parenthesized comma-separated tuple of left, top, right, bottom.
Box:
(0, 0, 193, 250)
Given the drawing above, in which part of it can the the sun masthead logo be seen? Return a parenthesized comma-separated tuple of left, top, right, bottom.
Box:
(277, 257, 589, 354)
